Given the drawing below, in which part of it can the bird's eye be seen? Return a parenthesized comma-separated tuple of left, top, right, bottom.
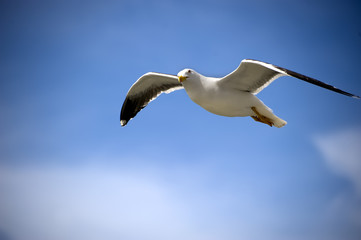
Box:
(187, 70, 192, 73)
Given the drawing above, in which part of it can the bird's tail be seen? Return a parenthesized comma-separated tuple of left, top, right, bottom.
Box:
(272, 117, 287, 128)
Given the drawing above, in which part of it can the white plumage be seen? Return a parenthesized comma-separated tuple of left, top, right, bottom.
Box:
(120, 59, 359, 127)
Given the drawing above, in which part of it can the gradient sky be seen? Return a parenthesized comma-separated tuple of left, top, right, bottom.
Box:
(1, 0, 361, 240)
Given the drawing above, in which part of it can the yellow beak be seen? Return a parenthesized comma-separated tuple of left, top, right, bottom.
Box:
(178, 75, 187, 83)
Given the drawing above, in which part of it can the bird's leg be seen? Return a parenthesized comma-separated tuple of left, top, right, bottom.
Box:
(251, 116, 263, 123)
(251, 107, 273, 127)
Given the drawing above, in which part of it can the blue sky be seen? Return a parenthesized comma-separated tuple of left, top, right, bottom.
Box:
(1, 0, 361, 240)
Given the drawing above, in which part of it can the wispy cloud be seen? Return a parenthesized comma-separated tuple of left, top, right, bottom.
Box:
(313, 126, 361, 196)
(313, 126, 361, 234)
(0, 166, 190, 240)
(0, 164, 245, 240)
(1, 151, 361, 240)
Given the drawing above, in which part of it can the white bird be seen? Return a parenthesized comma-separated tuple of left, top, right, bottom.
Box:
(120, 59, 359, 127)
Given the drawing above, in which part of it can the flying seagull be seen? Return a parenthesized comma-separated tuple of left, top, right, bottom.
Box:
(120, 59, 359, 128)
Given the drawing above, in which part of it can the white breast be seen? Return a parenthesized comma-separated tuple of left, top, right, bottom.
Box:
(183, 76, 258, 117)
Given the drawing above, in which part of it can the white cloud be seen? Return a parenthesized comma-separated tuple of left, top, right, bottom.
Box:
(0, 166, 190, 240)
(1, 156, 361, 240)
(313, 126, 361, 234)
(313, 126, 361, 195)
(0, 164, 247, 240)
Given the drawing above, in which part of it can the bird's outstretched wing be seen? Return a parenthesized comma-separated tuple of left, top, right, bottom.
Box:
(120, 72, 183, 126)
(218, 59, 360, 98)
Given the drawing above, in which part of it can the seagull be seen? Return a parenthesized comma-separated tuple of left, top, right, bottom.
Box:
(120, 59, 359, 128)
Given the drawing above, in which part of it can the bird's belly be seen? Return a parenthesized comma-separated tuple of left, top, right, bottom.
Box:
(190, 90, 256, 117)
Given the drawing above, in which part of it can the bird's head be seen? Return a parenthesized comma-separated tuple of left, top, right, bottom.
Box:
(177, 69, 197, 83)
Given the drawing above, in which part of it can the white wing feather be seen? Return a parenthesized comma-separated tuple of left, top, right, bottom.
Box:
(218, 59, 286, 94)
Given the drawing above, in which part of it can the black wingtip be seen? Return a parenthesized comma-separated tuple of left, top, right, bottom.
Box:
(271, 65, 360, 100)
(120, 119, 128, 127)
(120, 111, 128, 126)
